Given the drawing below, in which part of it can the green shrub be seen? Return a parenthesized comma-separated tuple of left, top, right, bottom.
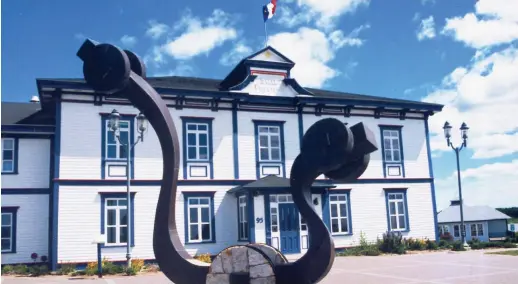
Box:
(57, 262, 76, 275)
(405, 238, 427, 251)
(438, 240, 452, 249)
(102, 261, 124, 275)
(2, 265, 14, 275)
(451, 241, 466, 251)
(426, 239, 439, 250)
(13, 264, 29, 275)
(28, 265, 49, 276)
(378, 231, 406, 254)
(194, 253, 212, 263)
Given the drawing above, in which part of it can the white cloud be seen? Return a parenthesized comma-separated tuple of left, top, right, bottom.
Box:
(441, 0, 518, 48)
(435, 160, 518, 210)
(421, 1, 518, 160)
(120, 35, 137, 47)
(267, 25, 367, 88)
(162, 9, 237, 60)
(423, 46, 518, 159)
(417, 16, 436, 41)
(421, 0, 436, 6)
(277, 0, 369, 29)
(146, 20, 169, 40)
(143, 46, 167, 68)
(219, 42, 253, 66)
(275, 6, 313, 28)
(151, 62, 195, 77)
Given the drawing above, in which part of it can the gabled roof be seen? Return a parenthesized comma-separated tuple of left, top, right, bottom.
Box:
(228, 175, 334, 194)
(438, 204, 511, 223)
(1, 102, 42, 125)
(38, 76, 443, 110)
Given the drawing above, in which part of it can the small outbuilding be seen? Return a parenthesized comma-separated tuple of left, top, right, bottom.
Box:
(437, 200, 511, 242)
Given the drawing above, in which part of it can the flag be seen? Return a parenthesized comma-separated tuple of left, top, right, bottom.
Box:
(263, 0, 277, 22)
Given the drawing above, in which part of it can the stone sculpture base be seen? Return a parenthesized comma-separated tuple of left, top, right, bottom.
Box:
(206, 244, 288, 284)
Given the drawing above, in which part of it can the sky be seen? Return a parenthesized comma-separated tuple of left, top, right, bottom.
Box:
(2, 0, 518, 211)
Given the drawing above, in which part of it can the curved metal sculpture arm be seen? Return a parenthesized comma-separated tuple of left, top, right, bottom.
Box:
(277, 118, 378, 283)
(77, 40, 208, 284)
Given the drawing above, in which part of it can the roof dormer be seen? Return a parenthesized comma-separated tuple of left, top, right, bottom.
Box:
(219, 46, 313, 97)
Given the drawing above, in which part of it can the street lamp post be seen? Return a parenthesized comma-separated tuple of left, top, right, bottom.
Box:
(108, 109, 147, 269)
(443, 121, 470, 248)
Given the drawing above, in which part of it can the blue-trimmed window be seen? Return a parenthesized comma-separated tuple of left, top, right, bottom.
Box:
(101, 114, 135, 179)
(181, 117, 214, 179)
(253, 120, 286, 178)
(329, 193, 352, 235)
(1, 138, 18, 174)
(184, 192, 216, 243)
(384, 189, 409, 232)
(379, 125, 405, 178)
(100, 192, 135, 247)
(238, 195, 249, 241)
(1, 206, 19, 253)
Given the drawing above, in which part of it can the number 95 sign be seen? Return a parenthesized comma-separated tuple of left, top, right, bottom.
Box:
(256, 217, 264, 224)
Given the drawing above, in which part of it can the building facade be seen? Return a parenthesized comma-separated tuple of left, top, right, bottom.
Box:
(437, 200, 512, 242)
(1, 46, 443, 269)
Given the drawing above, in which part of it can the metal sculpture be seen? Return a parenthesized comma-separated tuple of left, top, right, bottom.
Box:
(76, 39, 378, 284)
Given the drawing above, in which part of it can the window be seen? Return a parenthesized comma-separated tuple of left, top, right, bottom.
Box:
(471, 223, 484, 237)
(100, 193, 135, 247)
(184, 192, 215, 243)
(254, 120, 286, 179)
(382, 129, 402, 163)
(379, 125, 405, 177)
(105, 120, 130, 159)
(385, 190, 409, 231)
(329, 194, 350, 234)
(181, 117, 214, 179)
(186, 123, 210, 161)
(101, 114, 135, 179)
(1, 207, 19, 253)
(258, 125, 281, 162)
(453, 224, 466, 238)
(238, 196, 248, 241)
(1, 138, 17, 174)
(439, 225, 449, 235)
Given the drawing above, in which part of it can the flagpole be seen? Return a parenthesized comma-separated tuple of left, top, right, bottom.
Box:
(264, 21, 268, 47)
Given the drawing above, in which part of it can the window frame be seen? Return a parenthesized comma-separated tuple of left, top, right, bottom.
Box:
(180, 117, 214, 179)
(384, 188, 410, 232)
(183, 192, 216, 244)
(237, 195, 249, 241)
(452, 224, 465, 238)
(379, 125, 405, 178)
(1, 206, 19, 253)
(99, 192, 136, 248)
(100, 113, 136, 179)
(253, 120, 286, 179)
(1, 137, 18, 175)
(470, 223, 484, 237)
(329, 193, 351, 235)
(322, 190, 353, 236)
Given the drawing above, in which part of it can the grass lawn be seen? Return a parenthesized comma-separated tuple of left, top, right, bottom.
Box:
(487, 250, 518, 256)
(510, 218, 518, 224)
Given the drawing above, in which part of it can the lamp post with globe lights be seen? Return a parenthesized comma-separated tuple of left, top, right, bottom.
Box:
(108, 109, 148, 268)
(443, 121, 470, 248)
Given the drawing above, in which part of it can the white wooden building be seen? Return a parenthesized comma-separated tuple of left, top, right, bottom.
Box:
(1, 46, 443, 270)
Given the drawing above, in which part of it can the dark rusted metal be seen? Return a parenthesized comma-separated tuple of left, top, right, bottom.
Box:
(76, 39, 378, 284)
(275, 118, 378, 283)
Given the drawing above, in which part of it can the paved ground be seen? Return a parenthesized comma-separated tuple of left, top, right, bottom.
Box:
(3, 249, 518, 283)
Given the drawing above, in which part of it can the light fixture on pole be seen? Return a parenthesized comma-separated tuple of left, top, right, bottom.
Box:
(443, 121, 469, 248)
(109, 109, 147, 268)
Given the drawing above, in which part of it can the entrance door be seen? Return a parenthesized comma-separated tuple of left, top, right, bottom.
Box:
(279, 203, 301, 254)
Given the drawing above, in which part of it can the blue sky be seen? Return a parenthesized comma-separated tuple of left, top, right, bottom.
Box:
(2, 0, 518, 210)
